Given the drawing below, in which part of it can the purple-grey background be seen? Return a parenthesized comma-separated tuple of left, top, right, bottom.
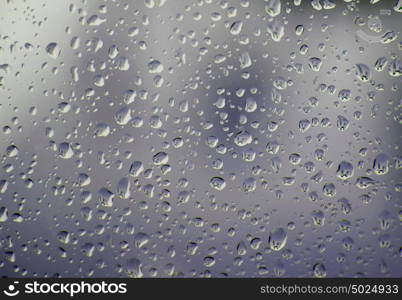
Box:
(0, 0, 401, 277)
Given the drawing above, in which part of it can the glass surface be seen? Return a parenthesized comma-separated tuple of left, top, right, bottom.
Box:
(0, 0, 401, 277)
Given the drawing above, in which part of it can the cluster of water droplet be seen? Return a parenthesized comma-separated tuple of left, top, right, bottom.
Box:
(0, 0, 401, 278)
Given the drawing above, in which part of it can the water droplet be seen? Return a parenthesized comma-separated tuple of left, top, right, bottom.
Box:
(46, 42, 61, 58)
(268, 228, 287, 251)
(210, 177, 226, 191)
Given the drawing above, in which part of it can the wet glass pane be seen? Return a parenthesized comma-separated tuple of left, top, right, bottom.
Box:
(0, 0, 401, 278)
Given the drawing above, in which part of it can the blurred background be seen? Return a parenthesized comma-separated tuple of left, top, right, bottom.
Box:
(0, 0, 401, 277)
